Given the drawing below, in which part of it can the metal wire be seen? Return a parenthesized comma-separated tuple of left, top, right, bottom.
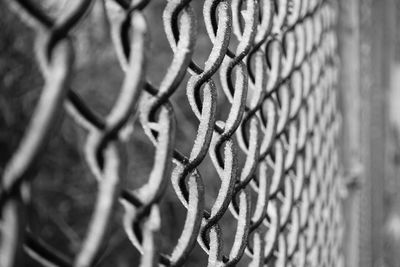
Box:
(0, 0, 345, 266)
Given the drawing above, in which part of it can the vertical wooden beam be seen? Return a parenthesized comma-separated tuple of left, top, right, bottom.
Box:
(358, 0, 395, 266)
(339, 0, 396, 266)
(358, 1, 374, 265)
(337, 0, 361, 266)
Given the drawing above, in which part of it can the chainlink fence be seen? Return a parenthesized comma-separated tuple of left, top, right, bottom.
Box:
(0, 0, 345, 266)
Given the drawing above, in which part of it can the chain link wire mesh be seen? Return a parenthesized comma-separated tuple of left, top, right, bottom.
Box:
(0, 0, 345, 266)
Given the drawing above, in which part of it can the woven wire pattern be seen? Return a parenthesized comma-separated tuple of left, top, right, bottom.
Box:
(0, 0, 344, 266)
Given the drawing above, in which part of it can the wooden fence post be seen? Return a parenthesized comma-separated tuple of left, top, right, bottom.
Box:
(339, 0, 397, 266)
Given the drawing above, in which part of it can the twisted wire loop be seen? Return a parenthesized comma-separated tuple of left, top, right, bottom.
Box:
(0, 0, 345, 266)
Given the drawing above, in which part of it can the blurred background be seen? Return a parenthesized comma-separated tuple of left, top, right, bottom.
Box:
(338, 1, 400, 266)
(1, 0, 400, 266)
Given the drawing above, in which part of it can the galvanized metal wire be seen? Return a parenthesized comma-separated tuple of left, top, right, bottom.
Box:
(0, 0, 345, 266)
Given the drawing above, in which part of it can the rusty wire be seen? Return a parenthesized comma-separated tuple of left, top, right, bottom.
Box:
(0, 0, 345, 266)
